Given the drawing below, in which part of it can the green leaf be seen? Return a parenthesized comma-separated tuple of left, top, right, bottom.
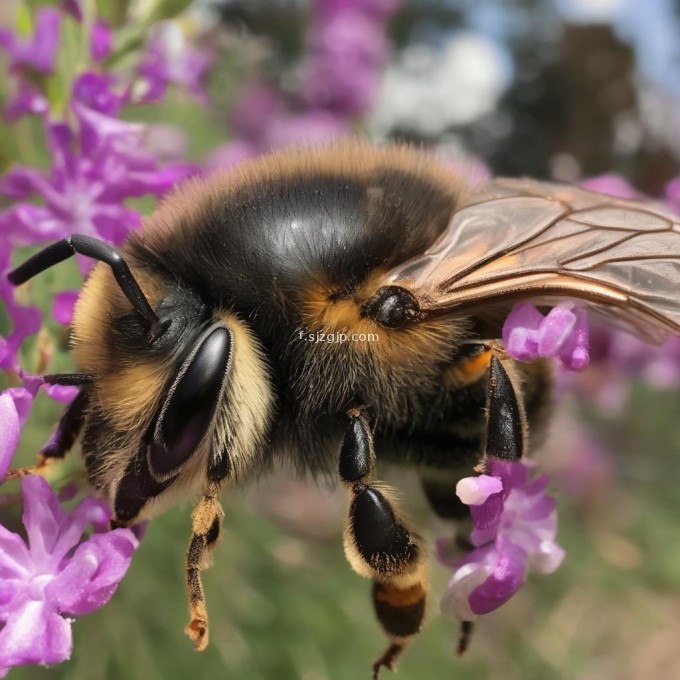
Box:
(136, 0, 195, 25)
(96, 0, 131, 27)
(16, 3, 34, 37)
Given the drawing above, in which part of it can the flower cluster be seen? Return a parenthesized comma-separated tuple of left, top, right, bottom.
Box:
(301, 0, 400, 116)
(502, 301, 590, 371)
(0, 6, 198, 365)
(437, 460, 564, 621)
(209, 0, 401, 168)
(2, 0, 680, 674)
(0, 391, 138, 673)
(0, 1, 210, 673)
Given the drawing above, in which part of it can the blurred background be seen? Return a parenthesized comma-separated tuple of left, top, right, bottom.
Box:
(1, 0, 680, 678)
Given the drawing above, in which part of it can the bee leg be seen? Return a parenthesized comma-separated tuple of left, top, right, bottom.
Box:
(3, 390, 89, 480)
(457, 352, 527, 649)
(482, 352, 528, 465)
(418, 350, 527, 654)
(184, 481, 224, 652)
(41, 389, 89, 461)
(339, 409, 427, 679)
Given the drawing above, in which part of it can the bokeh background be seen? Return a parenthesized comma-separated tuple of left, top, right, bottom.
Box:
(1, 1, 680, 678)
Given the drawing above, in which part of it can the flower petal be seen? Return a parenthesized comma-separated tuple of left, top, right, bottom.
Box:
(0, 525, 31, 580)
(467, 538, 527, 615)
(456, 475, 503, 506)
(48, 529, 138, 616)
(529, 540, 566, 574)
(52, 290, 79, 325)
(502, 303, 543, 361)
(49, 496, 111, 562)
(0, 393, 20, 479)
(503, 302, 590, 370)
(0, 597, 72, 667)
(440, 546, 495, 621)
(90, 21, 112, 63)
(20, 475, 66, 569)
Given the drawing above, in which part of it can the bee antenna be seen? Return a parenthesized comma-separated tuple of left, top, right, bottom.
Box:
(8, 235, 167, 339)
(42, 373, 93, 386)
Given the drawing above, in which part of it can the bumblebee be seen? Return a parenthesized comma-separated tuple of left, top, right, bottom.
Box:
(9, 142, 680, 677)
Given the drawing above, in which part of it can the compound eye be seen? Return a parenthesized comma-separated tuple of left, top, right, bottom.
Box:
(149, 325, 232, 479)
(362, 286, 421, 328)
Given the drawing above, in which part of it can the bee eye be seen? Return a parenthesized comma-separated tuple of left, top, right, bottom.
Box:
(149, 325, 232, 478)
(362, 286, 421, 328)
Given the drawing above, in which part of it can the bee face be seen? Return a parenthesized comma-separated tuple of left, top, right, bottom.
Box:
(9, 141, 680, 674)
(71, 263, 273, 521)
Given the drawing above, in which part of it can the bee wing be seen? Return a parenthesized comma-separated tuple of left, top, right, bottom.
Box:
(385, 178, 680, 343)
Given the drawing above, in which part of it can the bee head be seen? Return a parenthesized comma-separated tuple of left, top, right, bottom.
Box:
(8, 236, 268, 521)
(71, 258, 238, 504)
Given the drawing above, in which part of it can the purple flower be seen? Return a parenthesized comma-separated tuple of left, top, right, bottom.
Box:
(581, 174, 639, 200)
(3, 83, 49, 122)
(541, 412, 615, 506)
(266, 110, 350, 148)
(316, 0, 401, 21)
(301, 9, 392, 115)
(207, 140, 259, 171)
(559, 319, 680, 414)
(437, 460, 564, 620)
(73, 73, 121, 116)
(52, 290, 80, 326)
(503, 302, 590, 371)
(61, 0, 84, 22)
(137, 23, 213, 105)
(0, 380, 135, 675)
(90, 20, 112, 63)
(0, 95, 195, 249)
(0, 476, 138, 671)
(0, 239, 42, 372)
(20, 372, 79, 406)
(0, 8, 61, 74)
(229, 85, 286, 142)
(209, 85, 350, 169)
(667, 176, 680, 216)
(0, 393, 20, 480)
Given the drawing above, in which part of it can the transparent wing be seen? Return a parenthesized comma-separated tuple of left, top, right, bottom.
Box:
(385, 178, 680, 343)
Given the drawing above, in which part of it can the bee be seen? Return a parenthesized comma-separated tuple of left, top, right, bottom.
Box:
(8, 142, 680, 677)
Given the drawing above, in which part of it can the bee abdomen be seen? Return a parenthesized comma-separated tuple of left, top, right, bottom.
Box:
(373, 582, 426, 638)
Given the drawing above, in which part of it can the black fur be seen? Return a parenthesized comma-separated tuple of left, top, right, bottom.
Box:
(87, 148, 551, 489)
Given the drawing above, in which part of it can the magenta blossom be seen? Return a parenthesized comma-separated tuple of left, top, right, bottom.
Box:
(581, 174, 639, 200)
(0, 92, 195, 248)
(0, 8, 61, 75)
(137, 22, 213, 105)
(0, 393, 20, 480)
(301, 2, 398, 116)
(3, 82, 49, 122)
(437, 460, 564, 620)
(90, 20, 112, 63)
(209, 85, 349, 170)
(667, 176, 680, 215)
(0, 476, 138, 672)
(503, 301, 590, 370)
(61, 1, 84, 22)
(0, 389, 139, 673)
(0, 239, 42, 372)
(52, 290, 80, 326)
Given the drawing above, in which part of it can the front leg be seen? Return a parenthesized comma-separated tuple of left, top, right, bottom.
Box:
(4, 388, 90, 481)
(482, 352, 528, 465)
(338, 409, 427, 679)
(185, 480, 224, 651)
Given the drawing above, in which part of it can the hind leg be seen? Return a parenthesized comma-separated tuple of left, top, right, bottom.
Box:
(338, 409, 428, 679)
